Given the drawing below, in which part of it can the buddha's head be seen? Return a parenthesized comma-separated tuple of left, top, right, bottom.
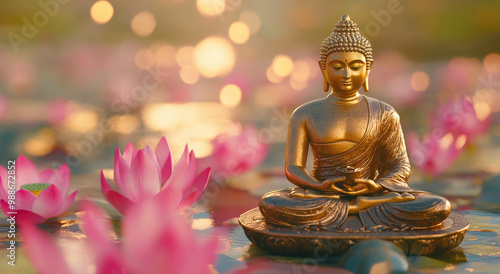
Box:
(319, 15, 373, 93)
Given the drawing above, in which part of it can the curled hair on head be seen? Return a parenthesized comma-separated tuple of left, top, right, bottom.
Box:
(319, 15, 373, 70)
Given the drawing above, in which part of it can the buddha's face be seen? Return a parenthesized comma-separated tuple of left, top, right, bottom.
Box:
(321, 51, 369, 94)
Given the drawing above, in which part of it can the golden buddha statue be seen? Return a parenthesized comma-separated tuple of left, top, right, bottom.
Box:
(258, 15, 451, 231)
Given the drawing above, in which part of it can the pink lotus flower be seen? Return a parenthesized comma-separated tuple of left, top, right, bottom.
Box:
(432, 95, 491, 144)
(0, 155, 77, 224)
(22, 200, 219, 274)
(101, 137, 211, 214)
(407, 131, 467, 176)
(199, 124, 268, 178)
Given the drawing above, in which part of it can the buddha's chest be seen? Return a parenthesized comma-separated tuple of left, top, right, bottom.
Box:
(306, 105, 369, 144)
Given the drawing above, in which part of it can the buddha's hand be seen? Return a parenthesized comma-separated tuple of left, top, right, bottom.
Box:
(345, 178, 384, 196)
(318, 176, 347, 193)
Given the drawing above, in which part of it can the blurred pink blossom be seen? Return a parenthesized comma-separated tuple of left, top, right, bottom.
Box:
(101, 137, 211, 214)
(407, 131, 466, 176)
(432, 95, 491, 144)
(369, 51, 423, 108)
(47, 99, 72, 127)
(0, 155, 77, 224)
(437, 57, 481, 95)
(200, 124, 268, 178)
(22, 200, 219, 274)
(1, 58, 35, 94)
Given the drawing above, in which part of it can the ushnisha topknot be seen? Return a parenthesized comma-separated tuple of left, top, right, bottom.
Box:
(319, 15, 373, 70)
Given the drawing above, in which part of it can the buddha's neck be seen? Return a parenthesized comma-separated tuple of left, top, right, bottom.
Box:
(330, 91, 362, 106)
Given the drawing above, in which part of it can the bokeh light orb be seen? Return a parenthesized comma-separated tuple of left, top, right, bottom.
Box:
(410, 71, 430, 92)
(194, 36, 235, 78)
(90, 1, 114, 24)
(272, 54, 294, 77)
(196, 0, 225, 17)
(176, 46, 195, 67)
(131, 11, 157, 37)
(483, 53, 500, 74)
(239, 10, 261, 35)
(219, 84, 242, 107)
(228, 21, 250, 44)
(180, 67, 200, 84)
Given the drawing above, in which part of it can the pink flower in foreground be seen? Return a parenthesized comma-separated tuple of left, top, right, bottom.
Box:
(407, 131, 466, 176)
(22, 200, 219, 274)
(200, 124, 268, 177)
(101, 137, 211, 214)
(0, 155, 77, 224)
(432, 95, 491, 144)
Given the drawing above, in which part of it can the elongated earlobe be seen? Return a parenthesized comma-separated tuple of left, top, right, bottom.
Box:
(362, 70, 370, 92)
(323, 77, 330, 92)
(362, 80, 369, 92)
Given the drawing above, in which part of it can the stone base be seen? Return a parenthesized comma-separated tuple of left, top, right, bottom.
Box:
(239, 208, 468, 256)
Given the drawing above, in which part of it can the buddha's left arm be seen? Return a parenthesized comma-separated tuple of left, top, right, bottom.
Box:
(375, 108, 414, 193)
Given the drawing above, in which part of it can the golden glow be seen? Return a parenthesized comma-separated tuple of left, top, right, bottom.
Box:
(176, 46, 195, 67)
(439, 133, 454, 150)
(483, 53, 500, 74)
(131, 11, 156, 37)
(272, 54, 294, 77)
(134, 49, 155, 70)
(179, 67, 200, 84)
(291, 60, 311, 82)
(101, 169, 114, 181)
(455, 135, 467, 150)
(155, 45, 177, 67)
(191, 218, 214, 230)
(228, 21, 250, 44)
(142, 103, 231, 132)
(266, 66, 283, 83)
(193, 36, 235, 78)
(196, 0, 225, 17)
(64, 109, 99, 133)
(90, 1, 114, 24)
(24, 128, 56, 157)
(239, 10, 261, 35)
(185, 140, 213, 158)
(219, 84, 242, 107)
(410, 71, 430, 92)
(108, 114, 140, 135)
(473, 99, 492, 121)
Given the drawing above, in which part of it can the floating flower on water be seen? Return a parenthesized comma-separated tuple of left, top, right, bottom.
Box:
(0, 155, 77, 224)
(432, 95, 491, 144)
(101, 137, 211, 214)
(199, 124, 268, 179)
(22, 200, 219, 274)
(407, 131, 466, 176)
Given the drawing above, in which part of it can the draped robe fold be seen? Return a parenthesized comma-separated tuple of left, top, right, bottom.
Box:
(259, 96, 450, 230)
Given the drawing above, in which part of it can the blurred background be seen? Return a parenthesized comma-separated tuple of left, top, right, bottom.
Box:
(1, 1, 500, 272)
(0, 0, 499, 180)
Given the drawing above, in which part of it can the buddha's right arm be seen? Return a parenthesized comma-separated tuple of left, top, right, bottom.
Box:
(285, 165, 322, 190)
(284, 110, 323, 190)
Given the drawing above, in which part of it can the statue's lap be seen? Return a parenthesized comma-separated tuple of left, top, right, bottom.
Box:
(259, 187, 451, 230)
